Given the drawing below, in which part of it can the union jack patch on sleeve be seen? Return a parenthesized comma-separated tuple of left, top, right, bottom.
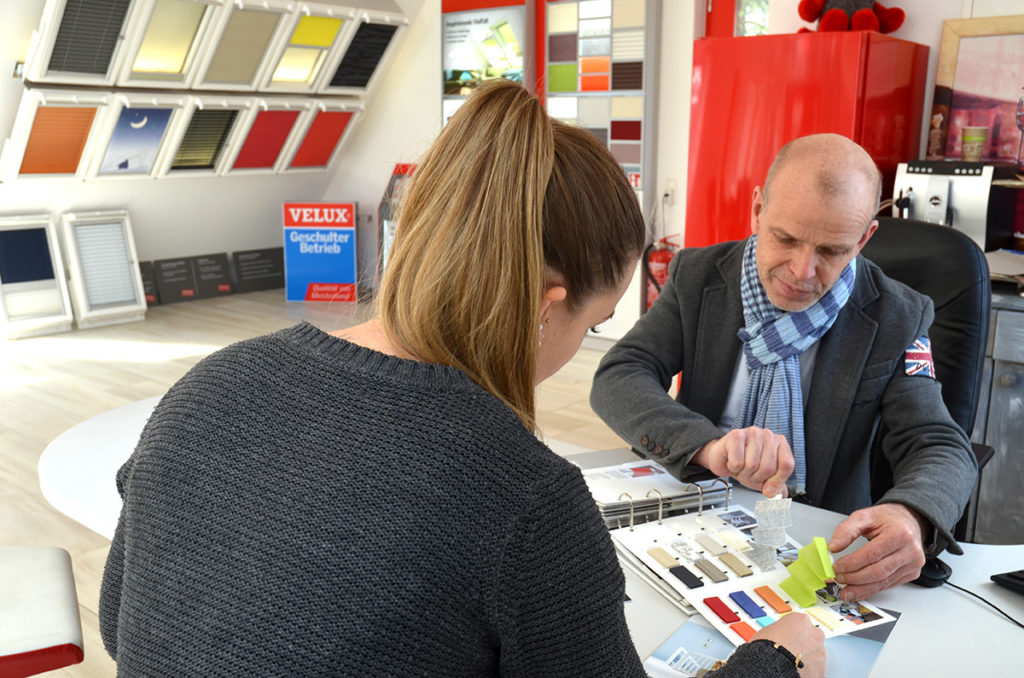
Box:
(905, 336, 936, 378)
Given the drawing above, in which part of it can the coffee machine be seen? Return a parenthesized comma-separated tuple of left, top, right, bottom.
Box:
(891, 161, 1021, 251)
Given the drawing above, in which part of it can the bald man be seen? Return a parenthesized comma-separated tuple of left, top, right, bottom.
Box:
(591, 134, 976, 600)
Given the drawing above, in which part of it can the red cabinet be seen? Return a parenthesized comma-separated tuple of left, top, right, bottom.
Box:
(685, 32, 928, 248)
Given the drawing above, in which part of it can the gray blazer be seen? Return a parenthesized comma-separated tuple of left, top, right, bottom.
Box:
(591, 238, 977, 555)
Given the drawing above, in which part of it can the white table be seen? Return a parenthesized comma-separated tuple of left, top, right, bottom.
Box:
(38, 396, 159, 540)
(565, 446, 1024, 676)
(40, 411, 1024, 673)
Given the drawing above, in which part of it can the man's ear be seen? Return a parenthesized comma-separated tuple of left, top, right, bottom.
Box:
(750, 186, 765, 236)
(856, 219, 879, 252)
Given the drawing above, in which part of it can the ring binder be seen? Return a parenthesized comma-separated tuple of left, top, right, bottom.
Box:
(646, 488, 665, 524)
(618, 492, 635, 530)
(711, 478, 731, 509)
(684, 483, 705, 515)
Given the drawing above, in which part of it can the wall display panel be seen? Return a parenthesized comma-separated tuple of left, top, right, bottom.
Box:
(328, 21, 399, 90)
(160, 100, 248, 175)
(229, 106, 307, 172)
(194, 3, 290, 90)
(263, 10, 351, 93)
(60, 210, 146, 328)
(545, 0, 650, 190)
(25, 0, 134, 85)
(0, 215, 73, 339)
(90, 98, 185, 178)
(0, 90, 110, 182)
(286, 106, 360, 170)
(118, 0, 218, 87)
(441, 4, 526, 121)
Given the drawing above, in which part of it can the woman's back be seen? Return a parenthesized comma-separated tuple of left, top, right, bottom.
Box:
(99, 323, 643, 677)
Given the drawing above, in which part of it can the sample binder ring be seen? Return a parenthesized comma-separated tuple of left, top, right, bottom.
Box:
(618, 492, 635, 530)
(711, 478, 731, 509)
(684, 483, 705, 515)
(646, 488, 665, 524)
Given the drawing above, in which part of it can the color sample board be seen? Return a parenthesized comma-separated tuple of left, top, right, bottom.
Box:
(610, 504, 896, 646)
(545, 0, 646, 184)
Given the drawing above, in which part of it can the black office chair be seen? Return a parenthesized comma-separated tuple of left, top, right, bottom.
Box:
(861, 217, 994, 543)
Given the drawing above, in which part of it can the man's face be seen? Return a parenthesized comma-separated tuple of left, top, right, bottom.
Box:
(750, 167, 877, 312)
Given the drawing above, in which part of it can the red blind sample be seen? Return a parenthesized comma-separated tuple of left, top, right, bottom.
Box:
(20, 106, 96, 174)
(233, 110, 300, 169)
(290, 111, 352, 168)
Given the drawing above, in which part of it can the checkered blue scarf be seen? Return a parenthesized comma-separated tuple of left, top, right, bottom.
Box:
(737, 236, 856, 495)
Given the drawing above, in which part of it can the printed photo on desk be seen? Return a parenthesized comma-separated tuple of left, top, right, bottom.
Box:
(644, 612, 899, 678)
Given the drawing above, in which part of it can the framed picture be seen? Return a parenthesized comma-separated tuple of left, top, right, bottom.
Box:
(926, 15, 1024, 163)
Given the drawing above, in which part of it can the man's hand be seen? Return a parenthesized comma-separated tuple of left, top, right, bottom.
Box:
(828, 503, 928, 601)
(691, 427, 795, 497)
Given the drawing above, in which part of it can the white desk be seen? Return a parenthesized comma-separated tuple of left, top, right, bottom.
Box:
(40, 411, 1024, 673)
(565, 446, 1024, 676)
(38, 396, 159, 540)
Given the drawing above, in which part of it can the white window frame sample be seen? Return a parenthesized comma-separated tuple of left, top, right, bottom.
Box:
(0, 88, 113, 184)
(0, 214, 74, 339)
(154, 94, 253, 177)
(60, 210, 147, 329)
(257, 0, 361, 94)
(191, 0, 296, 92)
(279, 97, 363, 174)
(317, 1, 407, 96)
(221, 98, 314, 175)
(23, 0, 137, 87)
(115, 0, 222, 89)
(85, 93, 189, 180)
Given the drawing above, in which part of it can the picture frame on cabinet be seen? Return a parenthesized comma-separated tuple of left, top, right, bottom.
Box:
(926, 14, 1024, 163)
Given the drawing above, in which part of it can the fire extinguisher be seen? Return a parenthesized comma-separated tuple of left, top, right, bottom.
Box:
(644, 235, 681, 310)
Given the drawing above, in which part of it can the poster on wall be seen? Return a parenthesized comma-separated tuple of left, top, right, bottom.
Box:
(283, 202, 357, 302)
(442, 3, 526, 123)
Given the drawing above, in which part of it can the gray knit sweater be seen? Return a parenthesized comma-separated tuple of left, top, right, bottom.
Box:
(99, 323, 797, 677)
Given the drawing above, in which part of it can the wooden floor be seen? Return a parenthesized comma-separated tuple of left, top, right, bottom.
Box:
(1, 289, 627, 677)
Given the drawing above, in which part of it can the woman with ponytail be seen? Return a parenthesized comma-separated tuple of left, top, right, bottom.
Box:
(100, 80, 823, 677)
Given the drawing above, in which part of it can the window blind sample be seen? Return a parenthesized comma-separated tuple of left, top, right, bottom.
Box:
(233, 110, 300, 169)
(171, 109, 238, 170)
(0, 229, 55, 284)
(131, 0, 206, 76)
(99, 107, 173, 175)
(47, 0, 132, 75)
(73, 222, 138, 308)
(19, 106, 97, 174)
(330, 22, 397, 89)
(272, 47, 322, 82)
(271, 16, 342, 84)
(289, 111, 352, 168)
(203, 9, 281, 85)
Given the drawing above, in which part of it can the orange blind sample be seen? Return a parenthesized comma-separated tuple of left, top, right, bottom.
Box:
(20, 106, 96, 174)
